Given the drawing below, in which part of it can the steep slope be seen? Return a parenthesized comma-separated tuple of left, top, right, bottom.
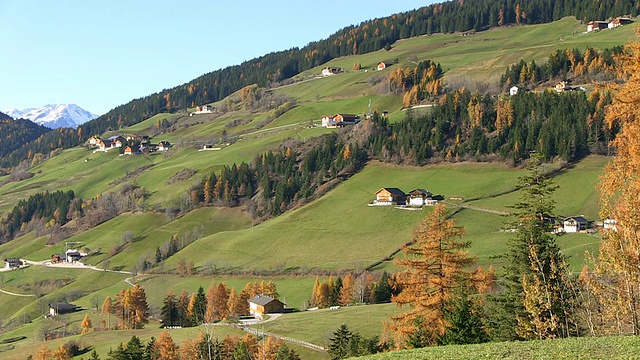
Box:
(3, 103, 98, 129)
(0, 117, 51, 158)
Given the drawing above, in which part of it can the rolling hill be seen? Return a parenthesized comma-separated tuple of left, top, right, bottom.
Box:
(0, 15, 635, 360)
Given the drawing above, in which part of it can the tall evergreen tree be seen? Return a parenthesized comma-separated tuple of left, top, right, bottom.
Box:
(161, 290, 179, 327)
(489, 155, 577, 340)
(328, 324, 353, 360)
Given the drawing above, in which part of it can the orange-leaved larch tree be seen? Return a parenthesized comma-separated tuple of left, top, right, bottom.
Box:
(593, 27, 640, 335)
(385, 203, 474, 348)
(81, 314, 92, 334)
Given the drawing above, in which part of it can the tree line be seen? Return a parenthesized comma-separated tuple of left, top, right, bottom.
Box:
(0, 190, 80, 243)
(500, 46, 623, 89)
(309, 271, 397, 309)
(192, 131, 367, 221)
(156, 280, 278, 328)
(31, 331, 300, 360)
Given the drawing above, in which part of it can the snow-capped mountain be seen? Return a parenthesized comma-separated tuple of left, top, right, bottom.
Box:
(3, 103, 98, 129)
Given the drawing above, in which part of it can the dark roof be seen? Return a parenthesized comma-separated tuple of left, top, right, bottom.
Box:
(4, 257, 21, 262)
(409, 188, 431, 196)
(49, 302, 78, 313)
(249, 295, 284, 306)
(377, 187, 405, 195)
(565, 216, 589, 223)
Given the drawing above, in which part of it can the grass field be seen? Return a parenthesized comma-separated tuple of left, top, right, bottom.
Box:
(357, 335, 640, 360)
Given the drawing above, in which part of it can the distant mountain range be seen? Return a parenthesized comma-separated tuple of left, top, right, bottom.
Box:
(3, 103, 98, 129)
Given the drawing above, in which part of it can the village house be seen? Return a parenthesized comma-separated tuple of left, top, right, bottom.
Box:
(191, 104, 213, 116)
(587, 20, 609, 32)
(157, 141, 171, 152)
(98, 140, 112, 152)
(87, 136, 101, 146)
(123, 146, 134, 155)
(321, 67, 341, 76)
(377, 61, 393, 71)
(48, 302, 78, 317)
(604, 219, 618, 231)
(555, 81, 571, 93)
(374, 188, 406, 206)
(609, 17, 634, 29)
(562, 216, 589, 233)
(248, 295, 285, 318)
(407, 189, 436, 207)
(51, 254, 65, 263)
(4, 258, 23, 270)
(107, 136, 126, 147)
(65, 249, 82, 263)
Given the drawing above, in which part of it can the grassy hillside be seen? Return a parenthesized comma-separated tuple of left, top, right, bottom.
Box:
(0, 17, 629, 359)
(356, 335, 640, 360)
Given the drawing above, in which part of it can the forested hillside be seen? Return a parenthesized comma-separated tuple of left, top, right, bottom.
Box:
(0, 117, 51, 160)
(2, 0, 638, 168)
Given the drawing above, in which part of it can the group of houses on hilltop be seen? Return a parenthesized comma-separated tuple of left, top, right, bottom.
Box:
(371, 187, 438, 207)
(587, 17, 634, 32)
(87, 134, 171, 155)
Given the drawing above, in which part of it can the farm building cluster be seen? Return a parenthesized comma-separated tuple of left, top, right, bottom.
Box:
(51, 249, 86, 264)
(87, 135, 171, 155)
(370, 188, 438, 207)
(321, 113, 361, 128)
(586, 17, 634, 32)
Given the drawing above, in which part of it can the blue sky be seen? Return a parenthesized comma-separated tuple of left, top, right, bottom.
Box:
(0, 0, 435, 115)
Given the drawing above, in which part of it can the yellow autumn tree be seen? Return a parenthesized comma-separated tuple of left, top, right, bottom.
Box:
(101, 296, 112, 330)
(156, 330, 180, 360)
(338, 273, 355, 306)
(52, 344, 72, 360)
(81, 314, 92, 334)
(385, 203, 474, 348)
(592, 27, 640, 335)
(32, 344, 52, 360)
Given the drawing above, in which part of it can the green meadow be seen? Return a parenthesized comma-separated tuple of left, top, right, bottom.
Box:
(0, 17, 629, 359)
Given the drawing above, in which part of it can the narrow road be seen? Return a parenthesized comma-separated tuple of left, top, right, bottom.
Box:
(442, 201, 509, 215)
(235, 323, 326, 352)
(0, 288, 36, 297)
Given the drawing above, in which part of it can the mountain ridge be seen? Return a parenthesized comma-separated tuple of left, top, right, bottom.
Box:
(3, 103, 98, 129)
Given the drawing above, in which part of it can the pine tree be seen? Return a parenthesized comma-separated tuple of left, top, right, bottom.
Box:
(177, 290, 191, 327)
(328, 324, 352, 360)
(192, 286, 207, 325)
(125, 336, 145, 360)
(490, 155, 577, 340)
(161, 289, 179, 327)
(386, 203, 474, 348)
(439, 283, 489, 345)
